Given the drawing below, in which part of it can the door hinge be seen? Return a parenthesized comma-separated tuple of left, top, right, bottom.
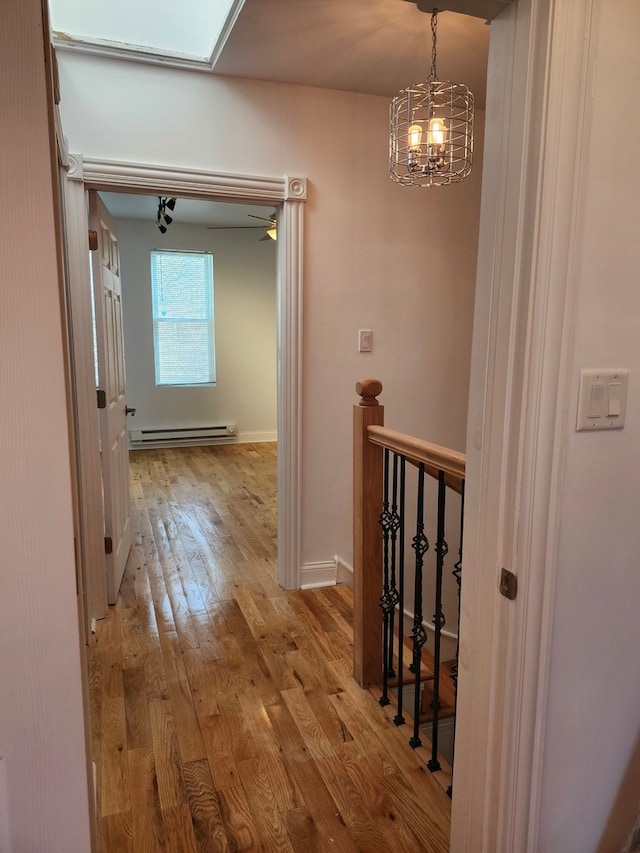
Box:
(500, 567, 517, 600)
(88, 229, 98, 251)
(97, 388, 106, 409)
(104, 536, 113, 555)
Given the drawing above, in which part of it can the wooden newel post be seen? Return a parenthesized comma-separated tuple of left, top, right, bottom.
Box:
(353, 378, 384, 687)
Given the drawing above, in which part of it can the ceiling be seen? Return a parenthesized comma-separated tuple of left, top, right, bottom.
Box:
(213, 1, 490, 103)
(99, 193, 276, 230)
(50, 0, 492, 105)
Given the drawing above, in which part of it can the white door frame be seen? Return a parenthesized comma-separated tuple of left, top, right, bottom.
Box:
(451, 0, 594, 849)
(66, 154, 306, 603)
(63, 168, 109, 626)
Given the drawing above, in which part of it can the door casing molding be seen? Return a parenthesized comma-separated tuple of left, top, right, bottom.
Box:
(451, 0, 594, 849)
(67, 155, 306, 593)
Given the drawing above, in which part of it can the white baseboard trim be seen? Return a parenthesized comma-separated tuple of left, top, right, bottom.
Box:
(301, 560, 337, 589)
(335, 555, 353, 588)
(237, 431, 277, 444)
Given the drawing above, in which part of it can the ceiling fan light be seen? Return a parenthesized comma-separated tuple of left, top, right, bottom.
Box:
(266, 226, 277, 240)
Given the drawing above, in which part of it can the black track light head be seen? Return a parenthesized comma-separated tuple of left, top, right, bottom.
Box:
(155, 196, 176, 231)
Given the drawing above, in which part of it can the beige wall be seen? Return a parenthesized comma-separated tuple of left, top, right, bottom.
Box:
(0, 1, 92, 849)
(58, 55, 483, 568)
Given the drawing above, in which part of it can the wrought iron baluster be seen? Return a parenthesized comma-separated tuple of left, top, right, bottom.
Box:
(447, 478, 465, 797)
(387, 453, 401, 677)
(428, 470, 448, 773)
(379, 448, 392, 706)
(394, 455, 406, 727)
(410, 463, 429, 749)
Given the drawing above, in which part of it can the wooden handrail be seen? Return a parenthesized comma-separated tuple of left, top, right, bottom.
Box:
(367, 425, 466, 495)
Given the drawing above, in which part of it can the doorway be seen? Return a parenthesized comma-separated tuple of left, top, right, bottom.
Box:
(64, 158, 306, 626)
(93, 189, 279, 604)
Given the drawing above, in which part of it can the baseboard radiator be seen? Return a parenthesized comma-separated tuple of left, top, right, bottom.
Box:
(130, 425, 237, 449)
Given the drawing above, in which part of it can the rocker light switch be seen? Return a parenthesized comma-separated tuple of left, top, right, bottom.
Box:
(588, 384, 605, 419)
(576, 369, 629, 431)
(358, 329, 372, 353)
(608, 383, 622, 417)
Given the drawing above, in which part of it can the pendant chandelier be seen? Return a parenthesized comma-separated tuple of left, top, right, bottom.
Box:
(389, 8, 474, 187)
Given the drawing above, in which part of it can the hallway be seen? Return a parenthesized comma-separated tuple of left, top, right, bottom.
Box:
(89, 444, 451, 851)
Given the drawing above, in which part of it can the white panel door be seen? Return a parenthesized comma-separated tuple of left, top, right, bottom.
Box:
(89, 191, 132, 604)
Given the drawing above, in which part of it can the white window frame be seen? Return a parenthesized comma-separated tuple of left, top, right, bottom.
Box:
(150, 248, 216, 387)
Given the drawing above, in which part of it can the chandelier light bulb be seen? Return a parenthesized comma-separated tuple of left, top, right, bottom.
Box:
(408, 123, 423, 149)
(427, 117, 446, 147)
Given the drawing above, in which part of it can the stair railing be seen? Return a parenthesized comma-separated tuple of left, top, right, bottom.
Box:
(353, 378, 465, 789)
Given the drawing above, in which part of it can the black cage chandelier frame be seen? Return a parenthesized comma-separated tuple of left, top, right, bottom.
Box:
(389, 8, 474, 187)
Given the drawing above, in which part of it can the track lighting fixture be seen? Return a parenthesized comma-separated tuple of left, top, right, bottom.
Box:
(156, 196, 177, 233)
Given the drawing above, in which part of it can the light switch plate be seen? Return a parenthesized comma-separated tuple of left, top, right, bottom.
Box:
(576, 368, 629, 431)
(358, 329, 372, 353)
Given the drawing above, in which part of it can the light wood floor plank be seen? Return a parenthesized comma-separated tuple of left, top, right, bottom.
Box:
(99, 811, 133, 853)
(265, 699, 361, 852)
(182, 759, 231, 853)
(216, 785, 262, 851)
(162, 804, 198, 853)
(123, 665, 151, 750)
(236, 757, 296, 853)
(148, 698, 188, 810)
(128, 746, 166, 852)
(159, 630, 207, 763)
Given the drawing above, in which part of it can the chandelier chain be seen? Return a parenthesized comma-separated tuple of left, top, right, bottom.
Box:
(429, 9, 439, 82)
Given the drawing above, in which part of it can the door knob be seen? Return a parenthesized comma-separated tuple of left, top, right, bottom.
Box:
(125, 406, 136, 416)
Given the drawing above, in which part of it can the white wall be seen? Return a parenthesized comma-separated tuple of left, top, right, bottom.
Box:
(0, 1, 92, 850)
(58, 56, 483, 568)
(538, 1, 640, 849)
(112, 215, 277, 441)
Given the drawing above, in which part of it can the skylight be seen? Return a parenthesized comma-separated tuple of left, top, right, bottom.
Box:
(49, 0, 243, 61)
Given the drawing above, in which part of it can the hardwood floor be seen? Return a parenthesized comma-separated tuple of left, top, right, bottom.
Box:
(90, 444, 451, 852)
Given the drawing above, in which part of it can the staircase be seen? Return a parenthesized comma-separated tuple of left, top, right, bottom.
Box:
(352, 378, 465, 795)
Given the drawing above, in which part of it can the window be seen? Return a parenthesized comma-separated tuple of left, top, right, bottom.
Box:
(150, 250, 215, 386)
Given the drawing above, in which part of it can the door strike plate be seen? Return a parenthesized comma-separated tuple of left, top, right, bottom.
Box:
(500, 567, 517, 600)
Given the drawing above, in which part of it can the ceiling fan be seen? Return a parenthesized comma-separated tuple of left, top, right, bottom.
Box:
(207, 213, 277, 241)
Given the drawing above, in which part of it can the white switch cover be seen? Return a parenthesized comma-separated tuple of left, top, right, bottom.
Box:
(358, 329, 372, 353)
(576, 368, 629, 431)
